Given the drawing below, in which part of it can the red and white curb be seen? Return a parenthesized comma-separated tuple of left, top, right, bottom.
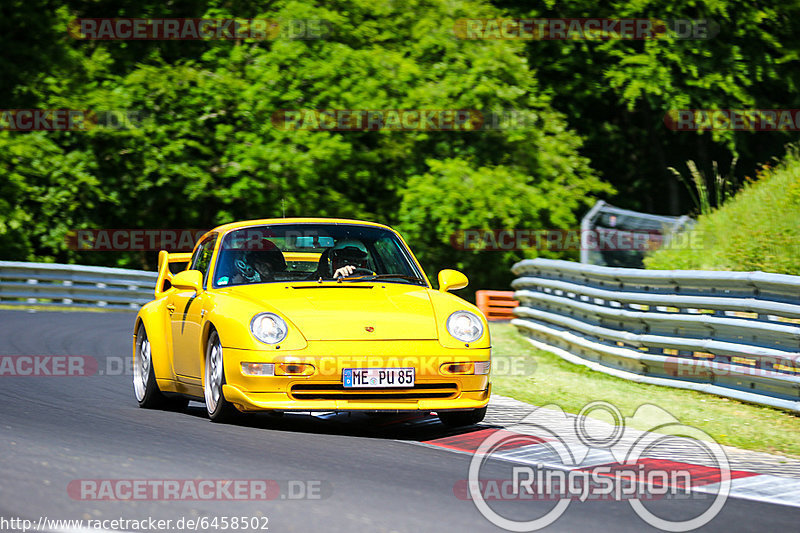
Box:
(416, 397, 800, 509)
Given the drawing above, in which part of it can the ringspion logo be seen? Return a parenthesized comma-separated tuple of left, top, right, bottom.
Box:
(465, 402, 732, 531)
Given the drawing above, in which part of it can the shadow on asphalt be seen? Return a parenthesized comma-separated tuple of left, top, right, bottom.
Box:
(180, 402, 499, 443)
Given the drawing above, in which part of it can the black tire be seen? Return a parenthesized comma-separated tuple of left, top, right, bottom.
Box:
(438, 406, 487, 428)
(204, 329, 239, 422)
(133, 323, 188, 411)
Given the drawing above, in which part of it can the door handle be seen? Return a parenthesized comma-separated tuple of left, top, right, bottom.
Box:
(166, 304, 176, 313)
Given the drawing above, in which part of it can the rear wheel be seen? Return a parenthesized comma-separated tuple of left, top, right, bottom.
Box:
(133, 323, 188, 410)
(438, 406, 487, 428)
(204, 329, 239, 422)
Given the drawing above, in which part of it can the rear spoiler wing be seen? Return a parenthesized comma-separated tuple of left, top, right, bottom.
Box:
(155, 250, 192, 298)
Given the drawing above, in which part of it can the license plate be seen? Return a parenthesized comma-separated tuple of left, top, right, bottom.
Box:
(342, 368, 415, 388)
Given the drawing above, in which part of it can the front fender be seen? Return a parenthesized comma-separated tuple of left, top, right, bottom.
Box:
(201, 292, 308, 352)
(428, 289, 491, 349)
(134, 298, 174, 384)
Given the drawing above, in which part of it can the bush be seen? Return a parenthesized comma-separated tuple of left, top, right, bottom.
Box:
(644, 145, 800, 274)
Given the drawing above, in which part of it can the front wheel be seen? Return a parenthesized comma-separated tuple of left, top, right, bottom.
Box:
(133, 323, 187, 411)
(204, 329, 239, 422)
(438, 406, 487, 428)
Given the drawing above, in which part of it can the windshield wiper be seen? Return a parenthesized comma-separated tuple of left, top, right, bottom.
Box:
(341, 274, 426, 284)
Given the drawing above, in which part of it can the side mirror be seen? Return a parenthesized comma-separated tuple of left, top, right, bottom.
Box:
(438, 269, 468, 292)
(172, 269, 203, 292)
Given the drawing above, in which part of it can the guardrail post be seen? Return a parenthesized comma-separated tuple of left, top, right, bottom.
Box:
(63, 280, 73, 305)
(26, 278, 37, 304)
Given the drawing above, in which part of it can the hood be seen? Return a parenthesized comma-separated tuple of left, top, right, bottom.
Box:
(225, 283, 438, 341)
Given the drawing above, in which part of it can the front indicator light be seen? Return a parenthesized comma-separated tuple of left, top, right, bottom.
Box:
(276, 363, 315, 376)
(442, 362, 474, 374)
(440, 361, 491, 375)
(474, 361, 491, 375)
(241, 362, 275, 376)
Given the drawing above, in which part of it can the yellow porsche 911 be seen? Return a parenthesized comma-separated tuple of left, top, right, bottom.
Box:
(132, 218, 491, 426)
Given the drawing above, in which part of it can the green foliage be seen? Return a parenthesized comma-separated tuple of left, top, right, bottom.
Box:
(0, 133, 104, 262)
(399, 155, 610, 292)
(0, 0, 611, 283)
(668, 156, 738, 216)
(506, 0, 800, 213)
(645, 145, 800, 274)
(2, 0, 800, 287)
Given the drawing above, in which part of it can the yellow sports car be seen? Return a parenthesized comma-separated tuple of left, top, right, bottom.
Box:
(132, 218, 491, 426)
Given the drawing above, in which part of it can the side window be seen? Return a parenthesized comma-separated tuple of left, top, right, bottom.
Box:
(374, 237, 414, 276)
(190, 234, 217, 288)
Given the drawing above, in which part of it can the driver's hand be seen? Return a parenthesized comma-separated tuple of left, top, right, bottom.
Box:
(333, 265, 356, 279)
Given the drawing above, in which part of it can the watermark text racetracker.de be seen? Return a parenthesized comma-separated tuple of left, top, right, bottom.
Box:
(272, 109, 482, 131)
(69, 479, 330, 501)
(270, 108, 548, 131)
(454, 18, 718, 40)
(462, 401, 732, 531)
(0, 354, 535, 378)
(450, 228, 705, 252)
(66, 229, 208, 252)
(0, 109, 144, 131)
(66, 226, 698, 257)
(0, 356, 97, 377)
(665, 109, 800, 131)
(664, 355, 799, 378)
(68, 18, 330, 40)
(241, 354, 534, 378)
(0, 356, 142, 377)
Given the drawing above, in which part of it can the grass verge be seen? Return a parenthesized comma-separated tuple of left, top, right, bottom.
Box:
(644, 144, 800, 273)
(490, 322, 800, 458)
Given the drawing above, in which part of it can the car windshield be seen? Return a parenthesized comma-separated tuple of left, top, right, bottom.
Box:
(212, 223, 427, 288)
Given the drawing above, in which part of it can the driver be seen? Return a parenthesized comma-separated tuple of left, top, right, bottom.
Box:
(314, 239, 371, 279)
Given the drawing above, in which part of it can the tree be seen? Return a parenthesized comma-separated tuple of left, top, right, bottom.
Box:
(1, 0, 612, 288)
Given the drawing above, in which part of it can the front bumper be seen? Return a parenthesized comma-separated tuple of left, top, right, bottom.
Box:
(223, 385, 490, 412)
(221, 341, 491, 412)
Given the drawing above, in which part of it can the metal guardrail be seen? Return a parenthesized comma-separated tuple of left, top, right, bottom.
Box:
(511, 258, 800, 412)
(0, 261, 157, 310)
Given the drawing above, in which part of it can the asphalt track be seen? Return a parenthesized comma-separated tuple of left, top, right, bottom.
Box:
(0, 310, 797, 532)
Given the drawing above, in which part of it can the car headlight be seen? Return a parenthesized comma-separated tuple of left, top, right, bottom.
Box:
(250, 313, 288, 345)
(446, 311, 483, 343)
